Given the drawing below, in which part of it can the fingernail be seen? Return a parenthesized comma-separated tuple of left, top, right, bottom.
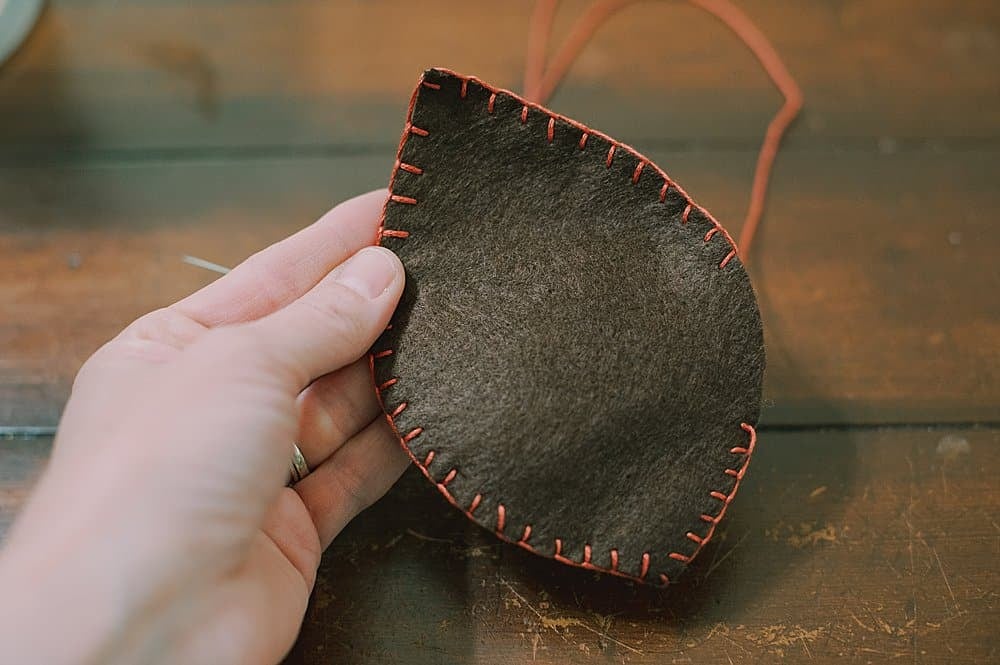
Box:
(333, 247, 398, 299)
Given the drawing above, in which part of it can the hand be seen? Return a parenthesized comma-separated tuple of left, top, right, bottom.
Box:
(0, 190, 410, 665)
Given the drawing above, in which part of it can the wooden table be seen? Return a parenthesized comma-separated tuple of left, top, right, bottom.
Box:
(2, 1, 997, 662)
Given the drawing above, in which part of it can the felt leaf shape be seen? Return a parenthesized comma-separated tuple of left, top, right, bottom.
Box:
(372, 68, 763, 587)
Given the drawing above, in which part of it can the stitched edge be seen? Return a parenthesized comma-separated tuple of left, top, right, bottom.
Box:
(371, 68, 758, 586)
(414, 68, 738, 265)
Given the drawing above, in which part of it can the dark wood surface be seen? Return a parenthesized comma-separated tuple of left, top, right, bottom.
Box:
(1, 1, 997, 663)
(3, 428, 997, 663)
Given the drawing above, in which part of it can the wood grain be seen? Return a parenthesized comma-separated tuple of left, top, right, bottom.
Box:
(0, 438, 49, 535)
(1, 0, 997, 157)
(2, 428, 996, 663)
(2, 146, 997, 427)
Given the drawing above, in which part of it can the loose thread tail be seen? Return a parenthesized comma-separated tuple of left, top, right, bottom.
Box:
(522, 0, 802, 263)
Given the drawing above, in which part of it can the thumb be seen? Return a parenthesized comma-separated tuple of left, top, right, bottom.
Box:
(242, 245, 405, 390)
(120, 245, 404, 532)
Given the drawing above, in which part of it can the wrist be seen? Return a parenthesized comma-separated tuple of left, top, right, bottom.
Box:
(0, 476, 184, 665)
(0, 534, 129, 664)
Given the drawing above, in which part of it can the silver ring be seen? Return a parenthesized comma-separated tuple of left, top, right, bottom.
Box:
(289, 443, 310, 484)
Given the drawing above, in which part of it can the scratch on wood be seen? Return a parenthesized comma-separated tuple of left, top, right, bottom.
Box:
(809, 485, 828, 500)
(929, 540, 957, 610)
(905, 454, 919, 665)
(705, 623, 751, 655)
(742, 624, 827, 658)
(405, 528, 455, 544)
(498, 578, 642, 655)
(705, 531, 750, 578)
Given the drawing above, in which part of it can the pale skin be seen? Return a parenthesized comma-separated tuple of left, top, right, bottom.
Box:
(0, 190, 410, 664)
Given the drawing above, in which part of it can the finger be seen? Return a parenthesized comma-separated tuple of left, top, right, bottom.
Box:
(173, 189, 387, 327)
(242, 245, 404, 391)
(294, 416, 410, 549)
(145, 245, 402, 512)
(294, 358, 382, 469)
(260, 489, 322, 589)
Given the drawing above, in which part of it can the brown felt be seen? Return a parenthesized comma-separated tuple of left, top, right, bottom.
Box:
(372, 69, 764, 586)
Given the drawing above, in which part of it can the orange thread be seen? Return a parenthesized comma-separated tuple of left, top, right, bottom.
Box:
(632, 161, 645, 184)
(666, 423, 758, 566)
(398, 70, 740, 262)
(488, 93, 497, 113)
(391, 402, 408, 418)
(547, 117, 555, 142)
(380, 229, 410, 239)
(460, 79, 469, 98)
(421, 81, 441, 90)
(398, 162, 424, 175)
(370, 70, 762, 587)
(659, 180, 670, 202)
(520, 105, 529, 124)
(522, 0, 802, 261)
(605, 144, 615, 167)
(682, 203, 692, 223)
(523, 0, 560, 98)
(519, 525, 533, 543)
(389, 194, 417, 205)
(372, 65, 425, 248)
